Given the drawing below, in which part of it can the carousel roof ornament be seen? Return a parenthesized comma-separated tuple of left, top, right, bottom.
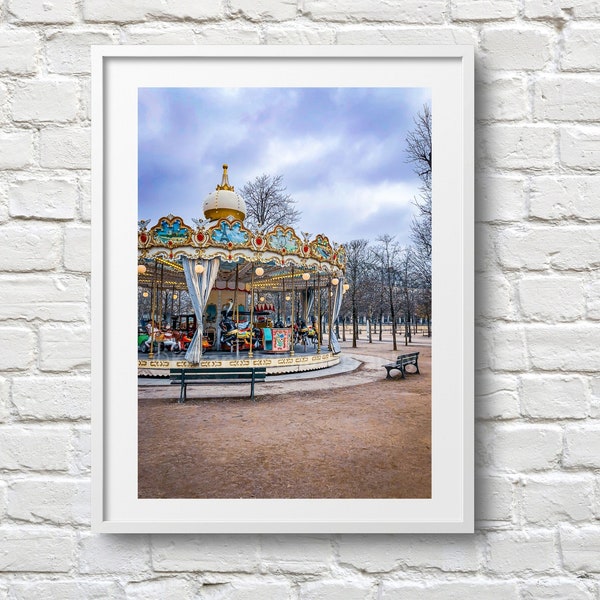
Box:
(202, 164, 246, 222)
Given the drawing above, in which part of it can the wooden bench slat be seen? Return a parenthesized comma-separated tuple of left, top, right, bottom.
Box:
(170, 375, 266, 382)
(170, 372, 267, 377)
(170, 371, 267, 377)
(170, 367, 266, 374)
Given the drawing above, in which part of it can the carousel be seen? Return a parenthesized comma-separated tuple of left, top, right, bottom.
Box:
(138, 165, 347, 376)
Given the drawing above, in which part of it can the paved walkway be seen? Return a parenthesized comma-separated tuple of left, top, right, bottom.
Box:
(138, 351, 390, 400)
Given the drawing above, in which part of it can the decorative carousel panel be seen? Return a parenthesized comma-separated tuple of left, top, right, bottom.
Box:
(208, 219, 253, 249)
(335, 244, 347, 269)
(310, 234, 334, 262)
(149, 216, 193, 247)
(266, 225, 302, 256)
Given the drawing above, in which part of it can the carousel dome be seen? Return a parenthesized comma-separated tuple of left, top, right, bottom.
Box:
(202, 164, 246, 222)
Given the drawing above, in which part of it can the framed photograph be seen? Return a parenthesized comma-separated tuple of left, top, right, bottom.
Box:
(92, 46, 473, 533)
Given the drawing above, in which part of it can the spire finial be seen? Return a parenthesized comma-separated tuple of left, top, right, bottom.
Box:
(216, 163, 235, 191)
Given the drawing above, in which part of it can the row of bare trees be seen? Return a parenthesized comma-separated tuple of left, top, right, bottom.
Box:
(338, 104, 433, 350)
(338, 235, 431, 351)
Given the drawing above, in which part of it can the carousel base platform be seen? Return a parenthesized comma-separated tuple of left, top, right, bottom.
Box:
(138, 346, 340, 377)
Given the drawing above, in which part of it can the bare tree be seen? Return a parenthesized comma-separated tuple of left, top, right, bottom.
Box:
(406, 103, 433, 336)
(343, 239, 371, 348)
(411, 186, 432, 257)
(411, 242, 432, 336)
(240, 174, 300, 230)
(356, 247, 389, 344)
(406, 103, 432, 257)
(398, 246, 418, 346)
(373, 235, 404, 351)
(405, 103, 432, 185)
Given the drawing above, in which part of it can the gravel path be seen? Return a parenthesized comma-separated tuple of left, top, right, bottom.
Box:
(138, 336, 431, 499)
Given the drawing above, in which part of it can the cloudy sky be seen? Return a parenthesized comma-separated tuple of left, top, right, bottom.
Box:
(138, 87, 430, 245)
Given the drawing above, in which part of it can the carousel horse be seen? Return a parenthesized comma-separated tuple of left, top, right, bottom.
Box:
(294, 319, 318, 348)
(139, 323, 181, 353)
(160, 327, 182, 352)
(219, 314, 261, 351)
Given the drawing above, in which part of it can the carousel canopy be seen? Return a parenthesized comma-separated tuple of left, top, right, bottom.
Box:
(138, 165, 346, 284)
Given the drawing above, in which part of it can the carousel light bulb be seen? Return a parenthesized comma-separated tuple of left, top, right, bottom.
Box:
(302, 272, 310, 281)
(255, 266, 264, 277)
(142, 291, 149, 298)
(285, 295, 290, 301)
(172, 294, 178, 300)
(260, 296, 265, 302)
(195, 264, 205, 274)
(343, 283, 350, 292)
(331, 277, 339, 286)
(137, 264, 147, 274)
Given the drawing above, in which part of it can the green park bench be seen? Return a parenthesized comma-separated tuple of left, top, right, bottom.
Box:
(170, 366, 267, 403)
(384, 352, 421, 380)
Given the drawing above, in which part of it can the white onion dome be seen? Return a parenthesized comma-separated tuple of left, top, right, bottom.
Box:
(202, 164, 246, 221)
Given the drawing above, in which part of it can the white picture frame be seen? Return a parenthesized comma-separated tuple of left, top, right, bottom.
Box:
(91, 45, 474, 533)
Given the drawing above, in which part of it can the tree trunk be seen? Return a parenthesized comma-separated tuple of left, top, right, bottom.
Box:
(352, 306, 358, 348)
(389, 294, 397, 351)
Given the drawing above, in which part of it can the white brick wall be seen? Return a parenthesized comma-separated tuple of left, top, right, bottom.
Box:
(529, 176, 600, 220)
(7, 478, 90, 524)
(11, 79, 79, 123)
(151, 535, 260, 572)
(1, 0, 599, 595)
(0, 30, 40, 74)
(486, 530, 559, 574)
(8, 580, 123, 599)
(0, 426, 71, 470)
(481, 26, 554, 70)
(0, 130, 34, 170)
(9, 178, 78, 220)
(39, 126, 91, 169)
(0, 529, 75, 571)
(561, 25, 600, 71)
(8, 0, 78, 24)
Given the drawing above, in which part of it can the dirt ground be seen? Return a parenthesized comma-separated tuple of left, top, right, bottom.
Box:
(138, 334, 431, 499)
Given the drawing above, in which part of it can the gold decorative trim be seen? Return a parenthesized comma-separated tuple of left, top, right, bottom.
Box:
(139, 214, 347, 271)
(204, 207, 246, 221)
(138, 352, 340, 376)
(215, 164, 235, 191)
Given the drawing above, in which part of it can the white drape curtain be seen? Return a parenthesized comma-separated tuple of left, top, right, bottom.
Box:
(329, 277, 344, 354)
(302, 287, 315, 324)
(182, 256, 219, 363)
